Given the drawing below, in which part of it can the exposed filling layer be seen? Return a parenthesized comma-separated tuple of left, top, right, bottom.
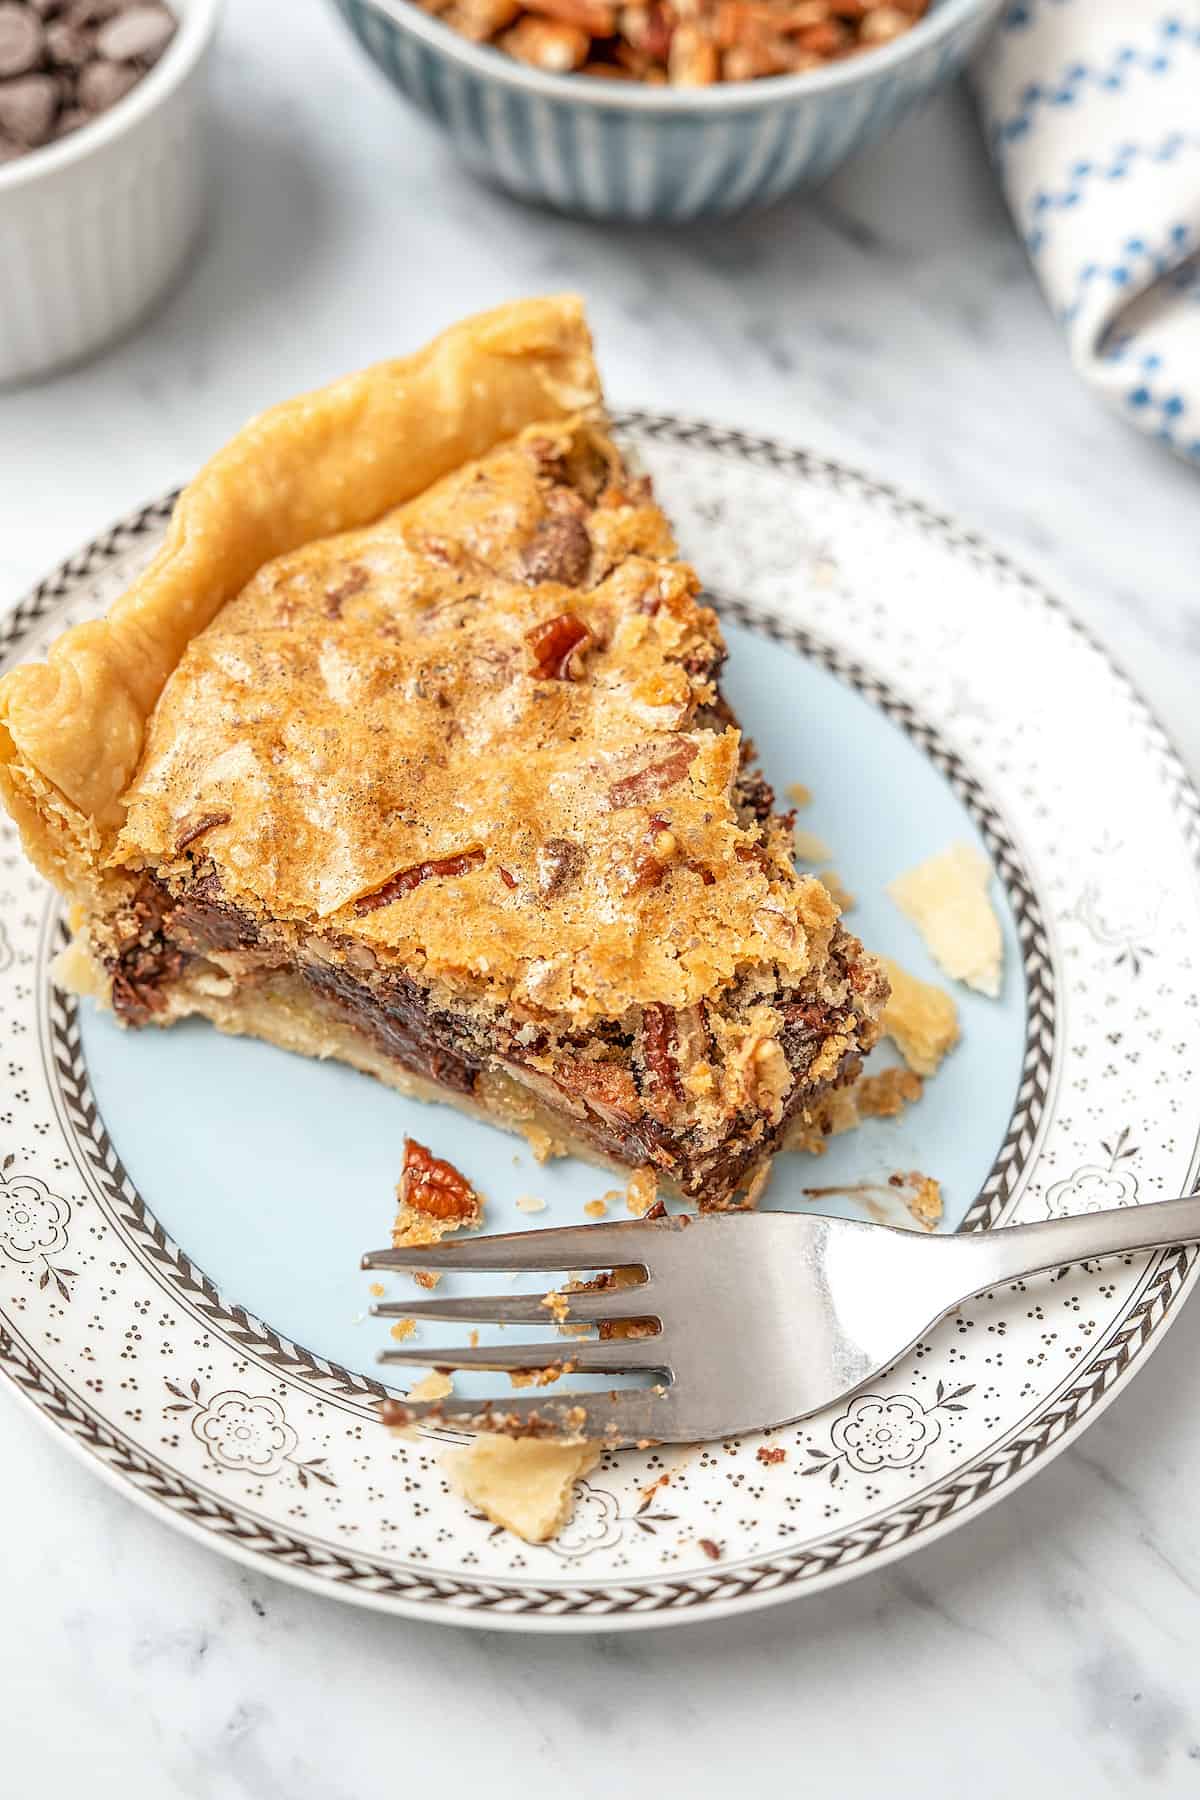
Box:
(83, 419, 888, 1207)
(94, 849, 883, 1209)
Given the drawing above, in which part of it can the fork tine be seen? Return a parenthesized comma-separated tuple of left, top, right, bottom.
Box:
(370, 1284, 655, 1326)
(378, 1335, 666, 1374)
(379, 1385, 673, 1449)
(361, 1217, 672, 1275)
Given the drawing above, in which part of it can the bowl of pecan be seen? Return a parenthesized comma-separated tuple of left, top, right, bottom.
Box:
(330, 0, 1001, 220)
(0, 0, 220, 385)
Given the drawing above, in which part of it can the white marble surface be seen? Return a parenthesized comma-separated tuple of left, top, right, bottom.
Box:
(4, 3, 1200, 1794)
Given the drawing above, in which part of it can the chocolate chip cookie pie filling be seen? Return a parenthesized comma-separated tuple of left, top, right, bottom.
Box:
(0, 297, 886, 1208)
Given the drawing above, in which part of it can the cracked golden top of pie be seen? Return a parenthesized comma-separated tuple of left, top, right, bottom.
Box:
(111, 416, 836, 1023)
(0, 297, 844, 1030)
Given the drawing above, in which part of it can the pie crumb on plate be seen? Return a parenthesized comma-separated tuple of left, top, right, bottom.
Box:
(880, 957, 960, 1078)
(408, 1370, 455, 1403)
(441, 1436, 600, 1545)
(625, 1168, 659, 1216)
(784, 1065, 924, 1153)
(887, 844, 1004, 998)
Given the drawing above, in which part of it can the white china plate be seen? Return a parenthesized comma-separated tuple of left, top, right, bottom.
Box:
(2, 416, 1198, 1631)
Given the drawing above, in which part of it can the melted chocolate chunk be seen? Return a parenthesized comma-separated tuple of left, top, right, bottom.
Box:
(298, 956, 480, 1095)
(519, 512, 591, 588)
(108, 877, 185, 1025)
(168, 868, 261, 952)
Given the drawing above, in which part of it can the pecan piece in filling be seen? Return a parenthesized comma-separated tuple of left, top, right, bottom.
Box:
(174, 810, 231, 855)
(608, 741, 697, 810)
(641, 1002, 682, 1102)
(355, 849, 485, 915)
(524, 611, 592, 680)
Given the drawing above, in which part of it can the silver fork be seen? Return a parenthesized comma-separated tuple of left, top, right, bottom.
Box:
(362, 1196, 1200, 1448)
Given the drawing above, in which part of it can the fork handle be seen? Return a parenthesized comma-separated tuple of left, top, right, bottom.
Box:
(952, 1192, 1200, 1293)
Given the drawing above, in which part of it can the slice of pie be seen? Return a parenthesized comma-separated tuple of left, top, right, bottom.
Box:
(0, 296, 886, 1208)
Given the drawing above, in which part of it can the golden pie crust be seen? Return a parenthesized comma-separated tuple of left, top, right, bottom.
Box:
(0, 296, 600, 879)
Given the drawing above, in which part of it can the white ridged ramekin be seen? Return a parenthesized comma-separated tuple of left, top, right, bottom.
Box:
(0, 0, 220, 385)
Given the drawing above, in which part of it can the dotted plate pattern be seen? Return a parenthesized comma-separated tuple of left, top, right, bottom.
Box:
(1, 418, 1199, 1632)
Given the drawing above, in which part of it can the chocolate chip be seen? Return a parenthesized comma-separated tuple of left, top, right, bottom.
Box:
(0, 71, 57, 144)
(0, 0, 177, 162)
(94, 1, 172, 61)
(77, 52, 138, 108)
(67, 0, 124, 22)
(0, 3, 43, 76)
(52, 102, 86, 132)
(44, 18, 92, 66)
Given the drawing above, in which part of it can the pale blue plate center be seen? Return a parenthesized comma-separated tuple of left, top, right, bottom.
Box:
(79, 621, 1026, 1388)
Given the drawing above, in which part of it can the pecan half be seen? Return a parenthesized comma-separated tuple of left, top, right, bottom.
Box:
(355, 849, 485, 915)
(621, 0, 675, 57)
(525, 611, 592, 680)
(397, 1137, 482, 1229)
(520, 512, 592, 587)
(668, 19, 718, 81)
(607, 740, 697, 809)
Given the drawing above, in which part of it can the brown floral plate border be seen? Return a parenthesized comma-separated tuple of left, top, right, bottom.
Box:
(0, 416, 1197, 1631)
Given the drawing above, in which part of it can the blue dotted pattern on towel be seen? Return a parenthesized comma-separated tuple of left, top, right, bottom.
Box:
(1024, 134, 1200, 255)
(988, 19, 1200, 169)
(977, 6, 1200, 465)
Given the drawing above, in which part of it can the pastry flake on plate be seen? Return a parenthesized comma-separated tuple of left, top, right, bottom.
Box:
(887, 844, 1003, 999)
(880, 956, 960, 1078)
(441, 1434, 600, 1545)
(0, 296, 887, 1209)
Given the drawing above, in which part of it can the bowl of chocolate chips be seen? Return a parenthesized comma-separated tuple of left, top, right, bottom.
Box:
(0, 0, 219, 383)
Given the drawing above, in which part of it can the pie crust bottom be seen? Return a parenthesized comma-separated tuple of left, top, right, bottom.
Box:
(57, 944, 675, 1178)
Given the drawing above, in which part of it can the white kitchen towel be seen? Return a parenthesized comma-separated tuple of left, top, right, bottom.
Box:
(974, 4, 1200, 463)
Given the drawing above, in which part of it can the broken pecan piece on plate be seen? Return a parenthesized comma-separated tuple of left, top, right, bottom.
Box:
(394, 1137, 484, 1245)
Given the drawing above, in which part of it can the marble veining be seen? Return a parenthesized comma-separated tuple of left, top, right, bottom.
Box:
(3, 1, 1200, 1793)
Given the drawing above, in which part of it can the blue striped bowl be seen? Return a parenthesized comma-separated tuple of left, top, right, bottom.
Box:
(330, 0, 1002, 220)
